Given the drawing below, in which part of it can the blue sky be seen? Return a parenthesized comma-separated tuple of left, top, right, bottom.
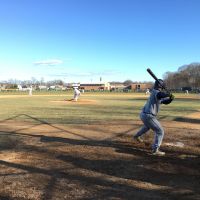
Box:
(0, 0, 200, 83)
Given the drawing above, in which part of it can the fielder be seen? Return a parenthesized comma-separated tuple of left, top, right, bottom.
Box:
(133, 79, 174, 156)
(29, 85, 33, 96)
(145, 88, 150, 95)
(73, 87, 81, 101)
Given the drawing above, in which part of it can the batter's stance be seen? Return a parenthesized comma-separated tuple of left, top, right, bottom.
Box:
(134, 79, 174, 156)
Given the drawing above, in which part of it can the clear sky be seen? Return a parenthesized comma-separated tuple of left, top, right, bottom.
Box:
(0, 0, 200, 83)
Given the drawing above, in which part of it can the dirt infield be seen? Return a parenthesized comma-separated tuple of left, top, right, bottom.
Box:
(0, 119, 200, 200)
(51, 99, 98, 105)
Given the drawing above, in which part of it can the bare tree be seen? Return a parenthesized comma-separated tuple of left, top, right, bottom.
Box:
(123, 79, 133, 86)
(164, 63, 200, 91)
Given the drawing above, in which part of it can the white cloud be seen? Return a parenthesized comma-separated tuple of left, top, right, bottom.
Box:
(49, 70, 120, 78)
(33, 59, 63, 66)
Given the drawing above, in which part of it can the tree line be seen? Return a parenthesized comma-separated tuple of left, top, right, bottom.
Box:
(1, 63, 200, 91)
(163, 63, 200, 91)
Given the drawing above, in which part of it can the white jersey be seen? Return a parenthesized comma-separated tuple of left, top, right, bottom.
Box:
(74, 88, 80, 95)
(73, 88, 81, 101)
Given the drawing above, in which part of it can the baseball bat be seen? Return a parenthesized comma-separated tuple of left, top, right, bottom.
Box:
(147, 68, 170, 93)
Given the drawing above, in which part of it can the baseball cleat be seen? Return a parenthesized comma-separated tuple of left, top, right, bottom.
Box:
(133, 136, 144, 143)
(152, 149, 165, 156)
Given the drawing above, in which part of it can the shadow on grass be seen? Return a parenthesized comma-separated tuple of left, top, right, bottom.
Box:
(174, 117, 200, 124)
(0, 114, 92, 140)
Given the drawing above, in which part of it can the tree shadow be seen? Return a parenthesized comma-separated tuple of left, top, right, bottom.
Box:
(0, 159, 166, 200)
(1, 136, 199, 200)
(0, 195, 14, 200)
(40, 135, 200, 199)
(0, 114, 92, 140)
(0, 114, 200, 199)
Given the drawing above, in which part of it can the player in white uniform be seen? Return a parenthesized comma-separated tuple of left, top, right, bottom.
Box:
(73, 87, 81, 101)
(29, 85, 33, 96)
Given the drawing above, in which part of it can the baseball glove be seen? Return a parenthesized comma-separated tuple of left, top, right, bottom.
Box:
(162, 94, 175, 105)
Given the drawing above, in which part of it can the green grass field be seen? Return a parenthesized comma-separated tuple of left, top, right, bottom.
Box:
(0, 91, 199, 124)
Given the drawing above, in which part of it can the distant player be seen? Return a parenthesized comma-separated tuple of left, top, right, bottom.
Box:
(29, 85, 33, 96)
(73, 87, 81, 101)
(133, 79, 174, 156)
(145, 88, 150, 95)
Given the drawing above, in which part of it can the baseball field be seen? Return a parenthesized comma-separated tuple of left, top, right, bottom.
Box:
(0, 91, 199, 200)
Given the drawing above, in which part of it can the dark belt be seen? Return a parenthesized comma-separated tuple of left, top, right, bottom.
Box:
(143, 112, 156, 116)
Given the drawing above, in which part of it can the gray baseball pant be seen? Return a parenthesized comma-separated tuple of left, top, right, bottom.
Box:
(135, 112, 164, 150)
